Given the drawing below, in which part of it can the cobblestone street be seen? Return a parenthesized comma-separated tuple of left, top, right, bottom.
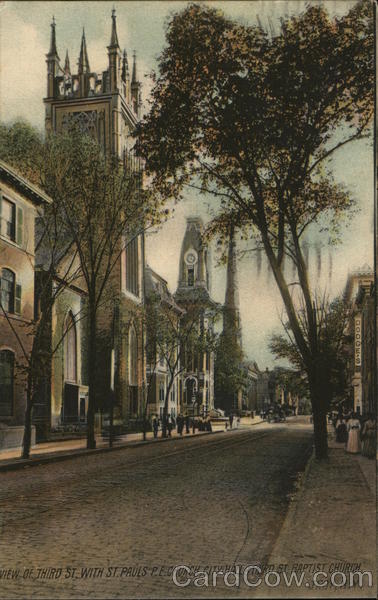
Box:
(0, 419, 314, 599)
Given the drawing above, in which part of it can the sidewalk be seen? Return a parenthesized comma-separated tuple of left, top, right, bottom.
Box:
(268, 426, 376, 597)
(0, 415, 263, 472)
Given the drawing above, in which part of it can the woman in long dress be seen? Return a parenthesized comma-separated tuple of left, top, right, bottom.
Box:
(335, 415, 348, 443)
(361, 414, 376, 459)
(346, 413, 361, 454)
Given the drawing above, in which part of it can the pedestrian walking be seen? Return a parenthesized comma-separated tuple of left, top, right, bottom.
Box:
(236, 416, 240, 429)
(335, 414, 348, 443)
(177, 414, 184, 436)
(152, 415, 159, 439)
(361, 414, 376, 459)
(167, 414, 173, 437)
(185, 415, 190, 434)
(229, 413, 234, 429)
(346, 412, 361, 454)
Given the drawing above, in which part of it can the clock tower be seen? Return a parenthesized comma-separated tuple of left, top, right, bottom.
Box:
(176, 217, 211, 300)
(175, 217, 216, 416)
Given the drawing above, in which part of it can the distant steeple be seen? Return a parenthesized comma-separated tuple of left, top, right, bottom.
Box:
(48, 16, 59, 58)
(121, 49, 129, 82)
(109, 8, 119, 47)
(223, 222, 241, 342)
(131, 50, 137, 83)
(64, 49, 71, 75)
(78, 28, 90, 74)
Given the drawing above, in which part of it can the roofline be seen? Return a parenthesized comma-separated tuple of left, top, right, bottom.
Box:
(0, 160, 52, 206)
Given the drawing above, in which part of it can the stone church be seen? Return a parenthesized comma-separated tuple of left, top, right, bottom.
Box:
(41, 12, 145, 434)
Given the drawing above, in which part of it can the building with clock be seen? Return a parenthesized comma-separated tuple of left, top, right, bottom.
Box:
(175, 217, 217, 416)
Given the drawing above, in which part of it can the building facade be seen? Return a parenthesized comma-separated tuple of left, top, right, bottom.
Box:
(343, 265, 375, 415)
(0, 160, 50, 448)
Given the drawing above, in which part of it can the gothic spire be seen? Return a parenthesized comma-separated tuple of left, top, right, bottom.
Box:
(109, 8, 119, 47)
(64, 49, 71, 75)
(224, 223, 239, 312)
(78, 28, 90, 74)
(223, 222, 241, 344)
(131, 50, 137, 83)
(48, 16, 59, 58)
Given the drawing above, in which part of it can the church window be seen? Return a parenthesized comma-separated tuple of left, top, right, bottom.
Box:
(64, 312, 77, 382)
(0, 349, 14, 416)
(187, 266, 194, 286)
(126, 236, 139, 296)
(128, 325, 138, 386)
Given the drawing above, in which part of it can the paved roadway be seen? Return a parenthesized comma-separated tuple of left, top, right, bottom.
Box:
(0, 418, 313, 599)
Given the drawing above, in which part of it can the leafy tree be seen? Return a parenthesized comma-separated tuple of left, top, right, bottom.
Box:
(214, 328, 246, 413)
(270, 296, 351, 412)
(41, 129, 149, 449)
(0, 121, 158, 451)
(135, 1, 373, 458)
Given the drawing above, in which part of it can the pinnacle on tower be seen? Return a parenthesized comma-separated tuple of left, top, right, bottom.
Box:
(47, 16, 59, 58)
(121, 49, 129, 82)
(78, 28, 90, 74)
(109, 8, 119, 47)
(64, 49, 71, 75)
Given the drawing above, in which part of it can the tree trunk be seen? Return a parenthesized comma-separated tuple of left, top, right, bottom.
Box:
(109, 391, 114, 448)
(310, 386, 328, 460)
(161, 378, 174, 438)
(22, 374, 33, 459)
(87, 308, 97, 449)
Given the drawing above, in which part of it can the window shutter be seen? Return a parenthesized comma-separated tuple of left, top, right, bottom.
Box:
(15, 283, 22, 314)
(16, 207, 23, 246)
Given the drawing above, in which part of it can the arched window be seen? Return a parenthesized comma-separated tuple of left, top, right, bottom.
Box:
(0, 349, 14, 416)
(128, 325, 138, 386)
(1, 268, 15, 313)
(159, 382, 165, 403)
(64, 312, 77, 382)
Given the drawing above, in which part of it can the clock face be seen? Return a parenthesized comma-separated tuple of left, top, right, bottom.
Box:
(185, 250, 197, 265)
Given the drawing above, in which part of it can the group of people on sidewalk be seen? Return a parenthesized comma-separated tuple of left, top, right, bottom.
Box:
(333, 411, 376, 459)
(151, 414, 212, 438)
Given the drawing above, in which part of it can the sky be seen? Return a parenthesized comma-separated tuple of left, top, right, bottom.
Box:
(0, 0, 374, 368)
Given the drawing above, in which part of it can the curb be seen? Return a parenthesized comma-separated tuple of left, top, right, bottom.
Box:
(0, 429, 224, 473)
(0, 419, 265, 473)
(268, 445, 315, 562)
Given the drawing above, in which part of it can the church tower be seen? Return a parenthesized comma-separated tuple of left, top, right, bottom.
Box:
(43, 12, 145, 429)
(176, 217, 211, 302)
(44, 11, 142, 159)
